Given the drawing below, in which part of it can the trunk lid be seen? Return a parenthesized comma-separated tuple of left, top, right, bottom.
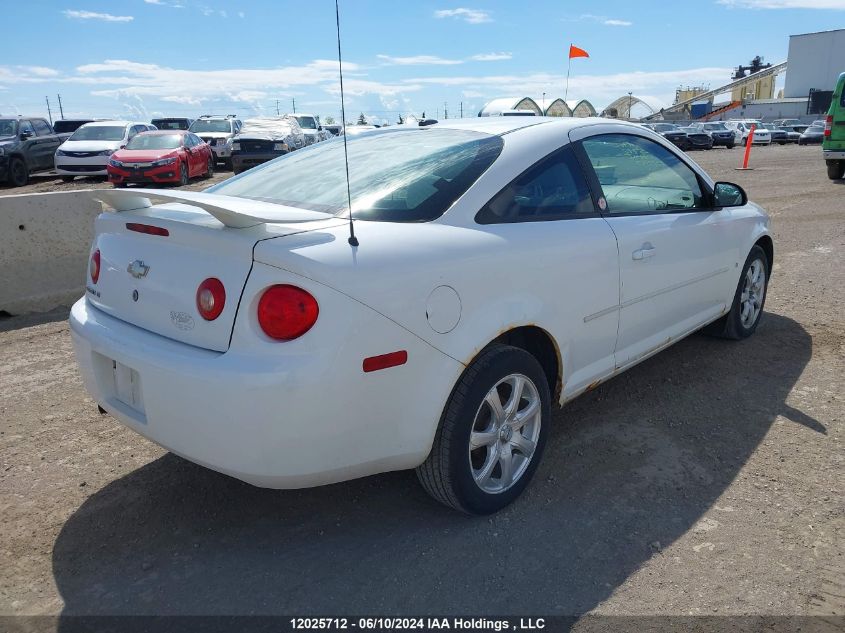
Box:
(87, 190, 343, 352)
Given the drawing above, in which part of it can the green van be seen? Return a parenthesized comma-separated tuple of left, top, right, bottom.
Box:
(823, 71, 845, 180)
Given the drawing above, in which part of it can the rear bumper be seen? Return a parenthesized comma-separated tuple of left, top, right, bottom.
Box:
(69, 266, 463, 488)
(823, 150, 845, 160)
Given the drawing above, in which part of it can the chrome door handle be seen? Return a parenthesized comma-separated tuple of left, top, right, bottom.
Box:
(632, 246, 656, 260)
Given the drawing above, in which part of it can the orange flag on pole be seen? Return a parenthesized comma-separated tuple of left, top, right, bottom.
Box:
(569, 44, 589, 59)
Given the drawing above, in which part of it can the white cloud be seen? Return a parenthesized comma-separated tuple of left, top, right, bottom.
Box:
(238, 11, 245, 18)
(143, 0, 164, 4)
(377, 54, 463, 66)
(19, 66, 60, 77)
(434, 8, 492, 23)
(62, 10, 134, 22)
(403, 66, 734, 110)
(471, 52, 512, 61)
(717, 0, 845, 7)
(578, 13, 633, 26)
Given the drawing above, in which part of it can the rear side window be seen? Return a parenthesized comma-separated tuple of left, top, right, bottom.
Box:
(476, 146, 594, 223)
(581, 133, 705, 214)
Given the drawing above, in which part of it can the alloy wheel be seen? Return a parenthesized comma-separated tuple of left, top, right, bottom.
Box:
(740, 258, 766, 329)
(468, 373, 542, 494)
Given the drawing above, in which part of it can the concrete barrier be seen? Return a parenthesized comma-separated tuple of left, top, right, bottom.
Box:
(0, 191, 103, 314)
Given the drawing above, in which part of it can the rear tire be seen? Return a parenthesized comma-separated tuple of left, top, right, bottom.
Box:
(8, 157, 28, 187)
(826, 160, 845, 180)
(416, 344, 551, 515)
(704, 245, 769, 340)
(726, 142, 735, 149)
(204, 156, 214, 179)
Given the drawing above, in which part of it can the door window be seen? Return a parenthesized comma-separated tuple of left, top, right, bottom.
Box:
(19, 120, 36, 137)
(32, 119, 52, 136)
(580, 134, 705, 214)
(476, 145, 595, 223)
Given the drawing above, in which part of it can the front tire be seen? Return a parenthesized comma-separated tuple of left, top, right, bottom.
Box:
(705, 245, 769, 340)
(826, 160, 845, 180)
(416, 344, 551, 515)
(8, 157, 28, 187)
(178, 161, 188, 186)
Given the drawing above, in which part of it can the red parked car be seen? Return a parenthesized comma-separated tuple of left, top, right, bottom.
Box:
(107, 130, 214, 187)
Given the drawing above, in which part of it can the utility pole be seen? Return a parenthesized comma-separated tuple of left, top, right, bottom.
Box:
(57, 94, 65, 119)
(460, 101, 463, 118)
(628, 92, 633, 120)
(276, 100, 280, 115)
(444, 102, 448, 119)
(45, 96, 53, 125)
(292, 97, 296, 113)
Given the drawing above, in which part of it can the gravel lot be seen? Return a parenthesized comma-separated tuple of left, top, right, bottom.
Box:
(0, 144, 842, 625)
(0, 164, 233, 195)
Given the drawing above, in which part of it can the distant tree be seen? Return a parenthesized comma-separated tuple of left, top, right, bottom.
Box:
(421, 111, 426, 118)
(397, 114, 404, 124)
(357, 113, 367, 125)
(324, 116, 335, 125)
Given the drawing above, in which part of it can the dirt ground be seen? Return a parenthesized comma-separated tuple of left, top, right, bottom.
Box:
(0, 144, 842, 626)
(0, 164, 233, 195)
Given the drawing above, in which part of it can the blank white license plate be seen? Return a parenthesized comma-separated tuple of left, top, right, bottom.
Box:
(112, 360, 145, 415)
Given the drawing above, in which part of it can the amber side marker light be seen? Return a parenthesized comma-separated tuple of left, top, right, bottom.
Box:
(363, 350, 408, 373)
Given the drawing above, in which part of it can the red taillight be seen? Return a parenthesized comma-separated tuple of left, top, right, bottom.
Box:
(196, 278, 225, 321)
(90, 249, 100, 284)
(257, 285, 319, 341)
(824, 115, 833, 137)
(126, 222, 169, 237)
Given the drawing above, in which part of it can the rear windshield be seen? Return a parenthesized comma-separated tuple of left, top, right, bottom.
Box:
(190, 120, 231, 133)
(54, 120, 92, 134)
(126, 134, 183, 150)
(703, 123, 727, 130)
(152, 119, 189, 130)
(207, 128, 504, 222)
(70, 125, 126, 141)
(295, 116, 317, 129)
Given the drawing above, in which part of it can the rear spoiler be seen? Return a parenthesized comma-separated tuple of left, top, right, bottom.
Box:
(89, 188, 332, 229)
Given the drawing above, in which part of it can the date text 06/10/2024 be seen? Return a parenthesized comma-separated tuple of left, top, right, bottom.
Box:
(289, 618, 547, 630)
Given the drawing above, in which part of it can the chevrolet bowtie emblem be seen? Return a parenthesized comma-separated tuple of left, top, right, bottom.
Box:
(127, 260, 150, 279)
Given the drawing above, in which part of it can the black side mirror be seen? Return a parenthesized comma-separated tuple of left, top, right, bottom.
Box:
(20, 130, 34, 140)
(713, 182, 747, 208)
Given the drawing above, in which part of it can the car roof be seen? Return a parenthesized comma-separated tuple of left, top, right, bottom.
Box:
(433, 116, 641, 136)
(81, 120, 138, 127)
(138, 129, 188, 135)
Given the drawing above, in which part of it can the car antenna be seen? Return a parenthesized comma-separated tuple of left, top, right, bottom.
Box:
(334, 0, 358, 247)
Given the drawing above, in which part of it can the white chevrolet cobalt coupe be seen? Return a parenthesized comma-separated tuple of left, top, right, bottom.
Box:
(70, 117, 772, 514)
